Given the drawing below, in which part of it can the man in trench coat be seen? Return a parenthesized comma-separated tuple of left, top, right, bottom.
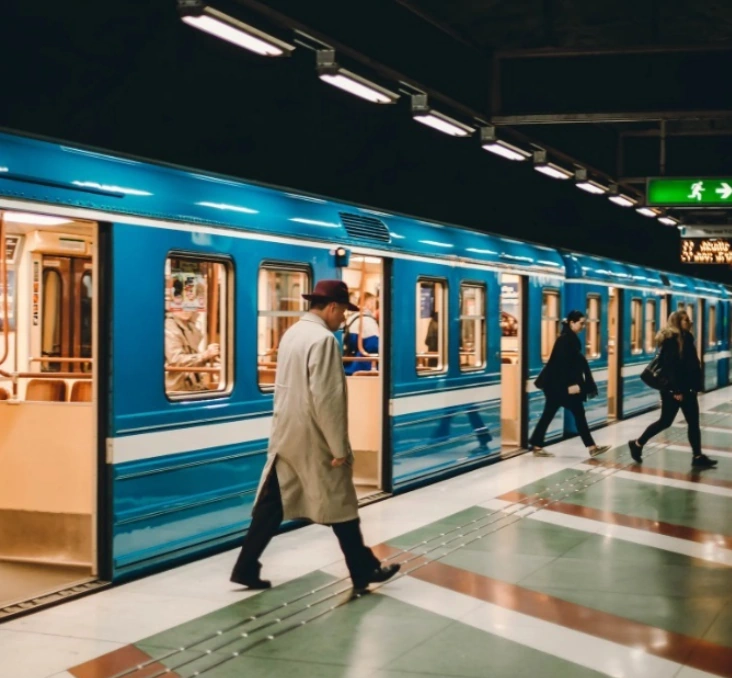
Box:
(230, 279, 400, 592)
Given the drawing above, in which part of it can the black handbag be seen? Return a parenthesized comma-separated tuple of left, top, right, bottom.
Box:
(640, 352, 664, 390)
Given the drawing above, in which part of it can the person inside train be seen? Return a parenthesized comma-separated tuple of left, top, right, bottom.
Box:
(230, 279, 399, 592)
(629, 310, 718, 468)
(343, 291, 379, 375)
(164, 281, 220, 392)
(529, 310, 610, 458)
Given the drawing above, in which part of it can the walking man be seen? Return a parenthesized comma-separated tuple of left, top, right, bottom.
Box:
(230, 279, 400, 592)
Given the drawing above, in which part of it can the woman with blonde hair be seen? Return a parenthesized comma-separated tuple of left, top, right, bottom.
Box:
(629, 310, 717, 468)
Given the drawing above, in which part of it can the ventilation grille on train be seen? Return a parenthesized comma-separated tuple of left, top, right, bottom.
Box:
(339, 212, 391, 243)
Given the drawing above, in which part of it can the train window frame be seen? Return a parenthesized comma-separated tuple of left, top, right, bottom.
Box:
(644, 299, 657, 353)
(541, 288, 561, 363)
(630, 298, 643, 354)
(416, 277, 448, 376)
(709, 304, 717, 346)
(459, 281, 487, 372)
(585, 294, 601, 360)
(257, 263, 312, 393)
(163, 252, 234, 402)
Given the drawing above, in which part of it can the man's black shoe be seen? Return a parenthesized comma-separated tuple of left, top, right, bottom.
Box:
(692, 454, 718, 469)
(230, 575, 272, 589)
(352, 563, 401, 592)
(628, 439, 643, 464)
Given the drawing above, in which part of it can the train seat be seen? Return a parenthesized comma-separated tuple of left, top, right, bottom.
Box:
(25, 379, 67, 402)
(70, 381, 92, 402)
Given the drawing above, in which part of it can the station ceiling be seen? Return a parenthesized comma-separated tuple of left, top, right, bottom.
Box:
(1, 0, 731, 279)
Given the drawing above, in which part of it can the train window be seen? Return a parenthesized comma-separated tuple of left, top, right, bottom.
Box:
(459, 283, 486, 371)
(41, 268, 63, 370)
(631, 298, 643, 353)
(258, 266, 310, 390)
(644, 299, 657, 353)
(416, 278, 447, 374)
(541, 289, 560, 362)
(709, 305, 717, 346)
(586, 295, 601, 359)
(164, 255, 232, 399)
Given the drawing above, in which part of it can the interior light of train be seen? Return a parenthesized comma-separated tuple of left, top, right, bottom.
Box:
(196, 201, 258, 214)
(350, 256, 382, 264)
(411, 94, 474, 138)
(316, 51, 399, 104)
(4, 212, 72, 226)
(479, 127, 530, 161)
(289, 218, 339, 228)
(72, 181, 152, 196)
(658, 216, 679, 226)
(636, 207, 660, 218)
(177, 2, 294, 57)
(532, 150, 572, 180)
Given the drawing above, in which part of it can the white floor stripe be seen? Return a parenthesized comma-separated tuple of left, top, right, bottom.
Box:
(479, 498, 732, 567)
(574, 462, 732, 499)
(699, 425, 732, 434)
(379, 576, 683, 678)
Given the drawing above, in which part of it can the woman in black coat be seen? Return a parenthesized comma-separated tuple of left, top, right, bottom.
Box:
(629, 310, 717, 468)
(529, 310, 610, 458)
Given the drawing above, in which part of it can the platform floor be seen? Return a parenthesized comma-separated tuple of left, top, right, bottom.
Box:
(3, 388, 732, 678)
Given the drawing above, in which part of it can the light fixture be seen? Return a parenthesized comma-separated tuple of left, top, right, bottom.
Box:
(607, 184, 637, 207)
(533, 150, 572, 180)
(658, 215, 679, 226)
(411, 94, 474, 137)
(636, 206, 660, 218)
(479, 126, 530, 161)
(316, 51, 399, 104)
(575, 169, 607, 195)
(4, 212, 72, 226)
(177, 0, 294, 57)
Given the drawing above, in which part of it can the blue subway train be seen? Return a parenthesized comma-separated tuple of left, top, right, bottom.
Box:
(0, 129, 728, 608)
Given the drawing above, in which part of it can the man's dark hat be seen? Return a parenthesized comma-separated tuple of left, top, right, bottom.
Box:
(302, 279, 359, 311)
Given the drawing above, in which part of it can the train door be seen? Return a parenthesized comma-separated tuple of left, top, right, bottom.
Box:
(0, 210, 98, 615)
(499, 274, 523, 451)
(342, 255, 385, 500)
(607, 287, 620, 420)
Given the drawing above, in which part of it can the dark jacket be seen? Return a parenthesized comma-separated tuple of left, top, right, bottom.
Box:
(535, 326, 597, 401)
(657, 330, 702, 394)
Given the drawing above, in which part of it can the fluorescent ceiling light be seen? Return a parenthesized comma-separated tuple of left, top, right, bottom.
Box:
(411, 94, 473, 137)
(479, 127, 530, 161)
(197, 201, 258, 214)
(178, 3, 294, 57)
(5, 212, 72, 226)
(72, 181, 152, 196)
(658, 216, 678, 226)
(577, 180, 607, 195)
(609, 194, 636, 207)
(636, 207, 659, 218)
(316, 52, 398, 104)
(535, 163, 572, 180)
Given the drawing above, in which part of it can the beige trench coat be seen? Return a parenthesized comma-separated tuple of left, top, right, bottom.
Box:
(256, 312, 359, 524)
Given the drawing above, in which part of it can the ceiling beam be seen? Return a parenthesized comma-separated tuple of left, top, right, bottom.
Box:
(492, 111, 732, 125)
(495, 44, 732, 59)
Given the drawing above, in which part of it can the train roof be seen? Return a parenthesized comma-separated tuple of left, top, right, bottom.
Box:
(561, 251, 727, 299)
(0, 129, 563, 275)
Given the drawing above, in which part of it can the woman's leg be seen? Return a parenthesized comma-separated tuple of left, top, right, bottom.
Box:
(679, 393, 702, 456)
(529, 395, 562, 449)
(637, 392, 680, 446)
(565, 396, 596, 448)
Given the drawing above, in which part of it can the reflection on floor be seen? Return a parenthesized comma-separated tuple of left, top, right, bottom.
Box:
(4, 386, 732, 678)
(0, 561, 91, 608)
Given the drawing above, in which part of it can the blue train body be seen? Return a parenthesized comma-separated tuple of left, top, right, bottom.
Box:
(0, 129, 728, 583)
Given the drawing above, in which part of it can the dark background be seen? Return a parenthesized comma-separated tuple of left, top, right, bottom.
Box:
(1, 0, 730, 282)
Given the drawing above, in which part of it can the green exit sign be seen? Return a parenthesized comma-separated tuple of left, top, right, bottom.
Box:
(647, 178, 732, 206)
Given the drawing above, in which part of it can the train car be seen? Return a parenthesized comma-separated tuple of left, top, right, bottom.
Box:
(0, 127, 727, 616)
